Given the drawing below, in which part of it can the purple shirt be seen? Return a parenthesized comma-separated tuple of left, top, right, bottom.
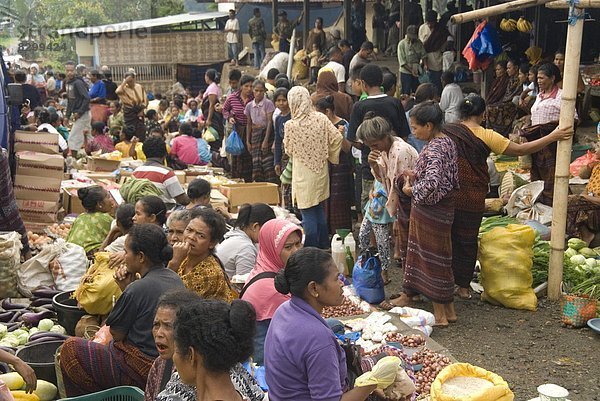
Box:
(244, 97, 275, 128)
(265, 297, 347, 401)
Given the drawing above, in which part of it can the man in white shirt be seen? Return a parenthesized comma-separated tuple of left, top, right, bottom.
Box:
(224, 10, 240, 66)
(319, 47, 346, 92)
(439, 71, 464, 123)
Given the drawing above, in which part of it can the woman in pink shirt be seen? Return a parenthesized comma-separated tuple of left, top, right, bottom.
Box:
(170, 122, 200, 166)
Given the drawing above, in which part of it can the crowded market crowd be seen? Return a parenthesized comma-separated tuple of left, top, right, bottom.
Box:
(2, 6, 590, 400)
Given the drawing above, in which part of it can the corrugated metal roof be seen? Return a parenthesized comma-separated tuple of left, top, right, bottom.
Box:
(217, 0, 340, 3)
(57, 12, 229, 36)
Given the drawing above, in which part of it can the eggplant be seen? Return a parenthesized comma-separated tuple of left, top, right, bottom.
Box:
(0, 311, 14, 322)
(29, 298, 54, 307)
(27, 331, 69, 342)
(28, 306, 56, 314)
(8, 310, 27, 323)
(20, 310, 55, 326)
(6, 322, 23, 332)
(1, 298, 28, 310)
(31, 286, 61, 299)
(0, 346, 16, 354)
(25, 336, 67, 346)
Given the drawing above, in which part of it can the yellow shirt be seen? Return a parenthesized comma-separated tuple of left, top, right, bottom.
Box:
(115, 141, 146, 161)
(468, 126, 511, 155)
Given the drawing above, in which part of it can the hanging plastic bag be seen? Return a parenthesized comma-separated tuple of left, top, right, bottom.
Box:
(570, 150, 597, 177)
(74, 252, 122, 315)
(431, 363, 514, 401)
(196, 138, 212, 164)
(225, 128, 245, 156)
(352, 250, 385, 304)
(470, 22, 502, 60)
(462, 21, 493, 71)
(479, 224, 537, 311)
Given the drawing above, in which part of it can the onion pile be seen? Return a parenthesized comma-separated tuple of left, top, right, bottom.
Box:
(322, 298, 366, 318)
(410, 349, 452, 395)
(386, 333, 426, 347)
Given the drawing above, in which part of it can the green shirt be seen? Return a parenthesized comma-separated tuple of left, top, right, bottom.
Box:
(248, 16, 267, 43)
(67, 212, 113, 253)
(397, 37, 426, 75)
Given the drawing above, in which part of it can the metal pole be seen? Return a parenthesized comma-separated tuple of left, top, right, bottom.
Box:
(547, 6, 585, 300)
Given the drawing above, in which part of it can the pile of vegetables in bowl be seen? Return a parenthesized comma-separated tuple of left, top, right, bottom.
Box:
(1, 371, 57, 401)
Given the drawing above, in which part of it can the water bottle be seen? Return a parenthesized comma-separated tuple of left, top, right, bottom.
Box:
(331, 234, 346, 274)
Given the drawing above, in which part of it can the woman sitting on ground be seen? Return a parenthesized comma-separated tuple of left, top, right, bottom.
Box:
(66, 186, 114, 255)
(100, 203, 135, 253)
(265, 247, 400, 400)
(174, 208, 236, 302)
(60, 224, 185, 396)
(240, 219, 303, 365)
(216, 203, 276, 280)
(144, 290, 265, 401)
(172, 298, 259, 401)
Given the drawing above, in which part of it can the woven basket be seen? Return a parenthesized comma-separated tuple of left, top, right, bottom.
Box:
(561, 294, 597, 328)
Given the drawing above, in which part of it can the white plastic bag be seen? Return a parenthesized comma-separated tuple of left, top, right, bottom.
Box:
(51, 239, 89, 291)
(506, 181, 553, 225)
(388, 306, 435, 336)
(0, 232, 22, 298)
(17, 243, 60, 297)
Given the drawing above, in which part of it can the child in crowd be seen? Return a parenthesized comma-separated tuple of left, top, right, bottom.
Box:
(37, 109, 68, 154)
(115, 125, 145, 160)
(226, 69, 242, 97)
(273, 88, 292, 209)
(245, 80, 276, 182)
(164, 105, 184, 134)
(170, 122, 200, 167)
(101, 203, 135, 253)
(85, 121, 115, 154)
(350, 63, 367, 100)
(145, 109, 161, 134)
(308, 44, 321, 85)
(108, 101, 124, 142)
(265, 68, 279, 99)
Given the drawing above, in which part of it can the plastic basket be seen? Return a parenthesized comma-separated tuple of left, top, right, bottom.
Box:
(60, 386, 144, 401)
(561, 294, 597, 328)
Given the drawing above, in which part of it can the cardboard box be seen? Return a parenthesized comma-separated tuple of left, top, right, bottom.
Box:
(219, 183, 280, 208)
(87, 157, 121, 172)
(62, 188, 85, 215)
(175, 171, 185, 185)
(14, 130, 60, 154)
(24, 221, 51, 234)
(17, 199, 61, 224)
(14, 175, 62, 202)
(76, 170, 118, 182)
(19, 207, 64, 224)
(16, 151, 64, 180)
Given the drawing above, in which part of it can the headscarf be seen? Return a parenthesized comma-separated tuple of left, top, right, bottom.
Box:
(241, 219, 302, 321)
(285, 86, 343, 173)
(311, 70, 353, 121)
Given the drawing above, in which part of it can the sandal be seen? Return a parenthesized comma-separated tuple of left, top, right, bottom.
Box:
(454, 287, 472, 300)
(378, 301, 396, 311)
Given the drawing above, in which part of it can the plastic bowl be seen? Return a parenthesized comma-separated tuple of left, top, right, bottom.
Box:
(587, 318, 600, 334)
(15, 339, 64, 385)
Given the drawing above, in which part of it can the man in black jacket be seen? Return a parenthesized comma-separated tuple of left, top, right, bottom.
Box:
(64, 61, 91, 154)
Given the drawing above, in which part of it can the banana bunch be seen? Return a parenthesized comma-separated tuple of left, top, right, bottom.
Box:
(517, 17, 533, 33)
(500, 18, 518, 32)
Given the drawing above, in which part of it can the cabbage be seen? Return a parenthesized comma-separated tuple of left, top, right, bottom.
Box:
(570, 254, 587, 265)
(579, 247, 597, 258)
(28, 327, 39, 336)
(49, 325, 66, 335)
(567, 238, 587, 251)
(564, 248, 579, 258)
(585, 258, 597, 268)
(0, 324, 7, 339)
(37, 319, 54, 331)
(0, 334, 19, 347)
(12, 329, 29, 345)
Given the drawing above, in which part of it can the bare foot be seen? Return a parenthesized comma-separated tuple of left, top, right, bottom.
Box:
(455, 287, 471, 299)
(389, 293, 411, 307)
(433, 303, 449, 327)
(445, 303, 457, 323)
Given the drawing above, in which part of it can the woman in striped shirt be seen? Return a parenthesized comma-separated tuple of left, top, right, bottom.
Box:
(223, 75, 254, 182)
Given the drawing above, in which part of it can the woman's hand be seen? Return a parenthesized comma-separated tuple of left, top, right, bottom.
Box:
(228, 117, 236, 125)
(402, 173, 413, 196)
(275, 164, 282, 176)
(108, 251, 126, 269)
(172, 242, 190, 267)
(368, 150, 381, 166)
(114, 264, 135, 291)
(14, 358, 37, 393)
(549, 125, 574, 142)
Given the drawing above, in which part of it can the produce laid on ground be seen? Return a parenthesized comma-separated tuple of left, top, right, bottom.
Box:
(45, 223, 71, 239)
(410, 349, 453, 396)
(321, 293, 372, 319)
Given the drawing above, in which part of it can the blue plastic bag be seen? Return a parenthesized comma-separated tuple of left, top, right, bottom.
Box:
(225, 128, 245, 156)
(470, 23, 502, 59)
(196, 138, 212, 163)
(352, 250, 385, 304)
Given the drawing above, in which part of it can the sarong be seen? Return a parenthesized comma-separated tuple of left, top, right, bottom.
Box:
(444, 123, 491, 289)
(68, 111, 92, 152)
(567, 194, 600, 238)
(60, 337, 154, 397)
(326, 152, 354, 234)
(403, 194, 455, 304)
(231, 123, 253, 182)
(394, 175, 412, 265)
(486, 101, 519, 137)
(521, 122, 559, 206)
(249, 127, 276, 183)
(123, 106, 146, 141)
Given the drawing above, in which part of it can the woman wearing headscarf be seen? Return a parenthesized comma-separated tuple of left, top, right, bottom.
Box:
(283, 87, 345, 248)
(240, 219, 303, 365)
(26, 63, 47, 104)
(310, 69, 353, 121)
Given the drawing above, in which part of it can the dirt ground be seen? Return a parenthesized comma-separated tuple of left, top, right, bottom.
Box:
(384, 263, 600, 401)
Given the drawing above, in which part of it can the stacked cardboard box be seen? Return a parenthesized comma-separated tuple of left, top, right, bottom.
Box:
(13, 132, 64, 232)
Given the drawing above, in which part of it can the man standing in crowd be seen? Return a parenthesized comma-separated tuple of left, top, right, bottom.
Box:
(346, 41, 374, 94)
(274, 10, 303, 53)
(101, 66, 118, 101)
(397, 25, 426, 95)
(249, 8, 267, 69)
(350, 0, 367, 51)
(420, 11, 447, 94)
(372, 0, 386, 53)
(64, 60, 91, 155)
(224, 10, 240, 66)
(320, 47, 347, 92)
